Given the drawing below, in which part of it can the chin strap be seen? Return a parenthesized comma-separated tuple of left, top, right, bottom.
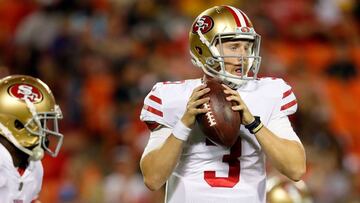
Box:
(0, 122, 44, 161)
(23, 98, 45, 160)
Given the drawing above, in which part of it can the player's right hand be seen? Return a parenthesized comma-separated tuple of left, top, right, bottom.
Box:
(181, 84, 210, 128)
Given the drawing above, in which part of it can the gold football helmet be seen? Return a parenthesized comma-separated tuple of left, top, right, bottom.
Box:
(266, 176, 313, 203)
(189, 5, 261, 88)
(0, 75, 63, 160)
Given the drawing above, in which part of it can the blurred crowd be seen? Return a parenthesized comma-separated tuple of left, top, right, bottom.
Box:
(0, 0, 359, 202)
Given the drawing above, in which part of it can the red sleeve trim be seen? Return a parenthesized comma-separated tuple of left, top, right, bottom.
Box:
(281, 100, 297, 111)
(143, 104, 163, 117)
(149, 95, 162, 104)
(282, 89, 293, 99)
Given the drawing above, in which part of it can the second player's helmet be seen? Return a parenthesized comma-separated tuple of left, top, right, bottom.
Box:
(266, 176, 313, 203)
(189, 5, 261, 88)
(0, 75, 63, 160)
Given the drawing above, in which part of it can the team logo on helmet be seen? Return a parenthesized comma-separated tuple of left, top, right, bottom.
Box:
(192, 16, 214, 34)
(240, 27, 250, 33)
(8, 84, 43, 103)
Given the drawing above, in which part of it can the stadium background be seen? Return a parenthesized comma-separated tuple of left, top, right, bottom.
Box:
(0, 0, 359, 202)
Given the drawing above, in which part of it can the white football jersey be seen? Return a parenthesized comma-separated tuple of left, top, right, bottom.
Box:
(0, 144, 43, 203)
(140, 78, 299, 203)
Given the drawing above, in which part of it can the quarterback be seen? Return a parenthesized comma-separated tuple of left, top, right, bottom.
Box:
(140, 5, 306, 203)
(0, 75, 63, 203)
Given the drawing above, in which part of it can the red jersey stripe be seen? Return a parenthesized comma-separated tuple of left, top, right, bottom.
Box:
(143, 104, 163, 117)
(149, 95, 162, 104)
(282, 89, 293, 99)
(281, 100, 297, 111)
(17, 167, 25, 176)
(224, 6, 241, 27)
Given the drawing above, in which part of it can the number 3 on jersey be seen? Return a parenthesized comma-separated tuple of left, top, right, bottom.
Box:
(204, 137, 242, 188)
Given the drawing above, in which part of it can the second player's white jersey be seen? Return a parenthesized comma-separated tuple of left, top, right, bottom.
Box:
(0, 144, 43, 203)
(140, 78, 299, 203)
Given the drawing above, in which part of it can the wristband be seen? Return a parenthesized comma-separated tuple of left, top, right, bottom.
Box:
(172, 121, 192, 141)
(245, 116, 264, 134)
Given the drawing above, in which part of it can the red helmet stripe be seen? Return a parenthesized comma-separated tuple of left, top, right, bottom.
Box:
(223, 6, 241, 27)
(239, 10, 251, 27)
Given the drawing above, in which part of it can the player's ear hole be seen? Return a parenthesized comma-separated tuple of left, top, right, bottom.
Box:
(14, 120, 25, 130)
(195, 46, 203, 55)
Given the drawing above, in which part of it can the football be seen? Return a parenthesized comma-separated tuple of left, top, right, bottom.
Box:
(196, 79, 241, 147)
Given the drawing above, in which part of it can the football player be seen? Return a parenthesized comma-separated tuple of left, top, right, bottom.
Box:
(266, 175, 313, 203)
(140, 5, 306, 203)
(0, 75, 63, 203)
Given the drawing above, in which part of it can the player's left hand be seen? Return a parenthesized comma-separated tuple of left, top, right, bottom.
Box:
(222, 84, 255, 125)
